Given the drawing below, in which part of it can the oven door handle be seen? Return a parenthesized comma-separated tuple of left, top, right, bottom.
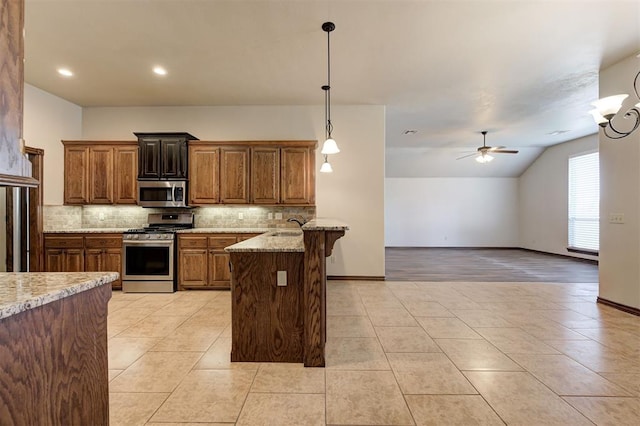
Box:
(123, 240, 174, 246)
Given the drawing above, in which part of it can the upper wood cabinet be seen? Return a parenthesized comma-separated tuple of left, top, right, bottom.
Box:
(251, 147, 280, 204)
(189, 145, 220, 205)
(281, 147, 315, 205)
(114, 146, 138, 204)
(63, 141, 138, 205)
(220, 146, 250, 204)
(189, 141, 316, 206)
(135, 132, 196, 180)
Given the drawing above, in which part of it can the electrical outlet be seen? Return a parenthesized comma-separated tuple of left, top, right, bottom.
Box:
(267, 213, 273, 220)
(275, 212, 283, 220)
(609, 213, 625, 224)
(238, 212, 244, 220)
(99, 212, 105, 221)
(277, 270, 287, 286)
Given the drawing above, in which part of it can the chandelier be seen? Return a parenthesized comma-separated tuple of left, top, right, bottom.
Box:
(589, 69, 640, 139)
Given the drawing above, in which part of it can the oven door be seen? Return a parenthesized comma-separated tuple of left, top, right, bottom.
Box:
(122, 240, 174, 282)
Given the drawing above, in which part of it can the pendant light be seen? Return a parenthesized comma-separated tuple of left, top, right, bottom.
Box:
(320, 156, 333, 173)
(321, 21, 339, 156)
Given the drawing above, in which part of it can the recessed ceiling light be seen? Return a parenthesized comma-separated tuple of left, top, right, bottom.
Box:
(403, 130, 417, 135)
(153, 66, 167, 76)
(57, 68, 73, 77)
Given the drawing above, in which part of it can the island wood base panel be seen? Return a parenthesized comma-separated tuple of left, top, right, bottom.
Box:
(0, 284, 111, 425)
(230, 251, 304, 363)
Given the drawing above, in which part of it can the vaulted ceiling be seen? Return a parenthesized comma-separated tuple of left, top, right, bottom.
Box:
(24, 0, 640, 177)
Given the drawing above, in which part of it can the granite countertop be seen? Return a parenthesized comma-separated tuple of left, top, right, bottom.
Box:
(44, 228, 130, 234)
(302, 218, 350, 231)
(225, 230, 304, 253)
(176, 228, 270, 234)
(0, 272, 118, 320)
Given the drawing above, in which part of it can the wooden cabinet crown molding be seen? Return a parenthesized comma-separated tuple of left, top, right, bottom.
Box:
(189, 140, 317, 148)
(62, 140, 138, 146)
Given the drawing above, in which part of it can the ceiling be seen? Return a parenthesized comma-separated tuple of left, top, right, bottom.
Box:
(24, 0, 640, 177)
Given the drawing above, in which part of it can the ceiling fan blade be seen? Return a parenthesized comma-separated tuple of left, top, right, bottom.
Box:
(456, 152, 478, 160)
(492, 149, 519, 154)
(488, 146, 506, 151)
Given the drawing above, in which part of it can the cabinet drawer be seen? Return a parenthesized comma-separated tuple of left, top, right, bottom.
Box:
(179, 236, 208, 248)
(44, 235, 84, 249)
(85, 235, 122, 248)
(208, 236, 237, 250)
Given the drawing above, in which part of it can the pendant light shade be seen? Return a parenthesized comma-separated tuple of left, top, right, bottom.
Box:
(321, 138, 340, 154)
(320, 156, 333, 173)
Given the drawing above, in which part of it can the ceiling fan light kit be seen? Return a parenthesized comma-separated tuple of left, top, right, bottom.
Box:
(320, 21, 339, 172)
(589, 66, 640, 139)
(456, 130, 519, 163)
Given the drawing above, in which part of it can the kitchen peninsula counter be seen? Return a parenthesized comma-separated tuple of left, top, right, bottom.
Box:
(225, 219, 348, 367)
(0, 272, 116, 425)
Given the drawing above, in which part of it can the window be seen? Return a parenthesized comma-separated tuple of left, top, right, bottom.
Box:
(568, 151, 599, 253)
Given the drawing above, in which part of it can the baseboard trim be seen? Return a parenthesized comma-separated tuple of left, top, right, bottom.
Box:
(385, 246, 599, 265)
(327, 275, 385, 281)
(597, 297, 640, 316)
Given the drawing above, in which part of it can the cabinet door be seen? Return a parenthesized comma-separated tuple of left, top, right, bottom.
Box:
(64, 146, 89, 204)
(45, 249, 66, 272)
(114, 146, 138, 204)
(281, 147, 314, 204)
(161, 138, 187, 179)
(138, 138, 161, 179)
(209, 251, 232, 287)
(64, 249, 85, 272)
(84, 248, 103, 272)
(89, 147, 114, 204)
(103, 248, 123, 288)
(189, 145, 220, 205)
(220, 147, 250, 204)
(251, 147, 280, 204)
(178, 249, 208, 287)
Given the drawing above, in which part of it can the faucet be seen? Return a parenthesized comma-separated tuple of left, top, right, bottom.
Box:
(287, 217, 306, 227)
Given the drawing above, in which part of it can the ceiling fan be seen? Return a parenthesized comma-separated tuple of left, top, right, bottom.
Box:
(456, 131, 519, 163)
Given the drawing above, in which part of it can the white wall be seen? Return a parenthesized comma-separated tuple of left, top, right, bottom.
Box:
(519, 134, 598, 260)
(598, 55, 640, 310)
(385, 178, 519, 247)
(82, 105, 386, 278)
(23, 84, 83, 205)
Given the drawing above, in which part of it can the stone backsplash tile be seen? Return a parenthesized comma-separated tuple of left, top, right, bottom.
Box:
(43, 206, 82, 230)
(44, 205, 316, 230)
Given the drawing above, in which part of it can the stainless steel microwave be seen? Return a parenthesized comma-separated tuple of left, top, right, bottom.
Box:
(137, 180, 188, 208)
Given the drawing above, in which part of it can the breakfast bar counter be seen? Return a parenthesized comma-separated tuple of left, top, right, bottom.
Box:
(226, 219, 348, 367)
(0, 272, 117, 425)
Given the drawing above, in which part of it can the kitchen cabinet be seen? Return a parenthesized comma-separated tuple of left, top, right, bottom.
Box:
(62, 141, 138, 206)
(43, 235, 85, 273)
(281, 146, 315, 204)
(89, 146, 114, 204)
(189, 145, 220, 205)
(178, 233, 260, 290)
(188, 140, 316, 206)
(114, 146, 138, 204)
(135, 132, 197, 180)
(44, 233, 123, 289)
(84, 235, 123, 288)
(251, 147, 280, 204)
(220, 147, 250, 204)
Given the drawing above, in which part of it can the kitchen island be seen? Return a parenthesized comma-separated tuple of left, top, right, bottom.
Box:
(0, 272, 117, 425)
(226, 219, 348, 367)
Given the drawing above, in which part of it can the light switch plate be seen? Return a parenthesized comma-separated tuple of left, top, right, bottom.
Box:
(277, 270, 287, 286)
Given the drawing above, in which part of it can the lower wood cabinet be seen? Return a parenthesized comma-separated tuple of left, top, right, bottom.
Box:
(178, 233, 260, 290)
(44, 233, 123, 289)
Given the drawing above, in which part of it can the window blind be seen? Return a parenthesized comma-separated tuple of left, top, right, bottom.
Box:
(568, 152, 599, 252)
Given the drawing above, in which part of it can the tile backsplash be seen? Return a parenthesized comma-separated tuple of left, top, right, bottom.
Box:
(44, 205, 316, 230)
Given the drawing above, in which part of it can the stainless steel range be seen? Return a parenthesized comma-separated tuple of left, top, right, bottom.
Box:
(122, 212, 193, 293)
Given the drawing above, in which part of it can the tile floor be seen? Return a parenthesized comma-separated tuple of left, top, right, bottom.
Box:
(108, 280, 640, 425)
